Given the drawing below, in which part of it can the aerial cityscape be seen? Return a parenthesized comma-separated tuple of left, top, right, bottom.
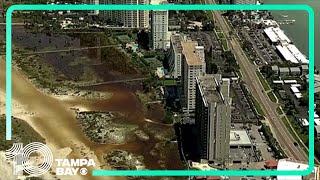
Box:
(0, 0, 319, 180)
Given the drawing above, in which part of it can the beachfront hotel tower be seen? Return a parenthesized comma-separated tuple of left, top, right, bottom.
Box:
(195, 74, 232, 165)
(150, 0, 169, 50)
(181, 41, 206, 124)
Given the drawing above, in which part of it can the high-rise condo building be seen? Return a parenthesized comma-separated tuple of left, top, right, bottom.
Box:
(181, 41, 206, 124)
(150, 0, 169, 50)
(88, 0, 99, 15)
(195, 74, 231, 165)
(101, 0, 149, 28)
(168, 34, 184, 79)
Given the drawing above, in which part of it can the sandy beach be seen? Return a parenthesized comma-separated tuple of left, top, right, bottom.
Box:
(0, 58, 125, 180)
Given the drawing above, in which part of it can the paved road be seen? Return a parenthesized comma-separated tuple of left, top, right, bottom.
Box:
(204, 0, 310, 163)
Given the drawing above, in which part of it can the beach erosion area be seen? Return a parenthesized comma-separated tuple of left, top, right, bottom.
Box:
(0, 25, 184, 179)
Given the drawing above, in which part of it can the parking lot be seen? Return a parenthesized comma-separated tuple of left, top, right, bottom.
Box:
(242, 28, 282, 65)
(231, 82, 257, 123)
(250, 125, 275, 162)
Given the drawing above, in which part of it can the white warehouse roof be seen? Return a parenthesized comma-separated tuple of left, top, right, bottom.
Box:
(264, 27, 291, 44)
(287, 44, 309, 64)
(230, 130, 252, 147)
(295, 93, 303, 99)
(273, 80, 284, 84)
(276, 44, 309, 64)
(277, 159, 309, 180)
(291, 84, 301, 87)
(290, 87, 300, 93)
(276, 45, 299, 64)
(284, 80, 297, 84)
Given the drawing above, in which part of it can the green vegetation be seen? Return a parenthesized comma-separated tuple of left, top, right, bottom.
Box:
(116, 35, 134, 43)
(215, 30, 228, 50)
(15, 53, 69, 93)
(281, 116, 309, 153)
(260, 123, 286, 159)
(256, 70, 271, 91)
(223, 51, 239, 74)
(0, 115, 45, 151)
(162, 79, 177, 86)
(163, 111, 175, 124)
(240, 83, 264, 119)
(267, 91, 277, 103)
(221, 39, 228, 51)
(252, 96, 265, 117)
(276, 107, 283, 115)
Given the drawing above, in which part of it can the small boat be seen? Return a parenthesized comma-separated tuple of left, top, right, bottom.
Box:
(281, 14, 289, 18)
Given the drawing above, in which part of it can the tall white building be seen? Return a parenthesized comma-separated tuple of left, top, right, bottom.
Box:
(181, 41, 206, 124)
(168, 34, 184, 79)
(101, 0, 149, 28)
(195, 74, 231, 165)
(88, 0, 99, 15)
(150, 0, 169, 50)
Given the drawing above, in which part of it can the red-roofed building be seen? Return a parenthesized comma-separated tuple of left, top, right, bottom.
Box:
(264, 160, 278, 169)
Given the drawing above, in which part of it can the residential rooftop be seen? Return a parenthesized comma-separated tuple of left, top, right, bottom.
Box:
(182, 41, 205, 65)
(196, 74, 223, 106)
(171, 34, 183, 53)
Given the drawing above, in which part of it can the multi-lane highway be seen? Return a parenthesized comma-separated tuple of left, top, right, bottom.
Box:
(204, 0, 310, 162)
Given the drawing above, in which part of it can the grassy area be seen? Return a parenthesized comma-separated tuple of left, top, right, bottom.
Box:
(162, 79, 177, 86)
(256, 71, 271, 91)
(267, 91, 277, 103)
(281, 116, 309, 154)
(0, 115, 45, 151)
(276, 107, 283, 115)
(116, 35, 133, 43)
(214, 29, 228, 50)
(261, 123, 287, 159)
(216, 31, 224, 39)
(221, 39, 228, 51)
(252, 96, 265, 117)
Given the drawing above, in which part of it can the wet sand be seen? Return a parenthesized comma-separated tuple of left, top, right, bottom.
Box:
(0, 58, 125, 180)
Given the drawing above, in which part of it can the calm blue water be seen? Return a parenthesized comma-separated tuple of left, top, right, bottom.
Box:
(263, 0, 320, 68)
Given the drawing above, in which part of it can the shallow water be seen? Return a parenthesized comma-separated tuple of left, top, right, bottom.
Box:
(6, 27, 184, 170)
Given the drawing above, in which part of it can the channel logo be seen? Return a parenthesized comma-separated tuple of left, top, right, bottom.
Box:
(5, 142, 53, 176)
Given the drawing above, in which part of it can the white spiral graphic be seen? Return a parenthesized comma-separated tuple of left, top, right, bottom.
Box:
(21, 142, 53, 176)
(5, 143, 23, 160)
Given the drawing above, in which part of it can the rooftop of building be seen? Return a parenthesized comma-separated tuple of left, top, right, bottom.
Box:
(197, 74, 223, 105)
(264, 160, 279, 168)
(191, 162, 217, 171)
(264, 26, 291, 44)
(171, 34, 183, 53)
(181, 41, 205, 65)
(301, 64, 309, 70)
(279, 67, 290, 72)
(271, 65, 279, 70)
(276, 159, 319, 180)
(230, 130, 252, 147)
(290, 67, 301, 71)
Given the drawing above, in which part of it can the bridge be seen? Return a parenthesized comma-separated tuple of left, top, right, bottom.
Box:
(8, 45, 122, 56)
(77, 78, 146, 87)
